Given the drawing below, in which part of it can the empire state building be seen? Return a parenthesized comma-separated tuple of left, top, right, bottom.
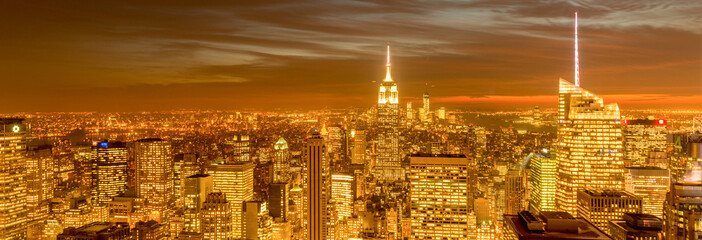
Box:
(375, 44, 403, 181)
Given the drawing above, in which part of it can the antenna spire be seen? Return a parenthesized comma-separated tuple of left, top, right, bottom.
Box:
(574, 11, 580, 87)
(384, 42, 393, 82)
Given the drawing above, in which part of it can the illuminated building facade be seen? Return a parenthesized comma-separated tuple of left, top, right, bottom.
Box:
(200, 192, 232, 240)
(505, 169, 527, 215)
(350, 129, 366, 165)
(375, 44, 403, 181)
(133, 220, 167, 240)
(174, 153, 199, 209)
(664, 182, 702, 239)
(135, 138, 173, 223)
(27, 144, 54, 238)
(622, 119, 667, 167)
(91, 141, 129, 205)
(528, 150, 557, 213)
(206, 161, 254, 239)
(226, 135, 250, 162)
(303, 132, 329, 240)
(184, 174, 213, 233)
(576, 189, 642, 235)
(409, 154, 471, 239)
(556, 79, 624, 216)
(423, 85, 430, 123)
(0, 118, 29, 239)
(406, 102, 413, 121)
(624, 167, 669, 218)
(273, 137, 291, 183)
(331, 174, 353, 220)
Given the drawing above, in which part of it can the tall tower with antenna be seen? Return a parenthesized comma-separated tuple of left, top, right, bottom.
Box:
(574, 11, 580, 87)
(376, 43, 402, 181)
(423, 83, 430, 123)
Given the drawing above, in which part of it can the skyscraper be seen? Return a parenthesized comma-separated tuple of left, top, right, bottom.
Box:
(624, 167, 669, 218)
(375, 44, 403, 181)
(303, 132, 329, 240)
(330, 174, 353, 220)
(664, 181, 702, 239)
(91, 141, 129, 205)
(409, 154, 471, 239)
(556, 12, 625, 216)
(206, 161, 255, 239)
(273, 137, 291, 183)
(135, 138, 173, 223)
(184, 173, 213, 233)
(0, 118, 29, 239)
(622, 119, 667, 167)
(200, 192, 232, 240)
(423, 83, 430, 123)
(555, 78, 624, 216)
(528, 149, 557, 213)
(27, 144, 54, 238)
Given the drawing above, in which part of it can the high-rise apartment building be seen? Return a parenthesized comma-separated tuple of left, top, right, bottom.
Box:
(624, 167, 669, 218)
(505, 169, 527, 215)
(375, 44, 403, 181)
(268, 182, 288, 221)
(622, 119, 667, 167)
(556, 79, 624, 216)
(206, 161, 255, 239)
(243, 201, 273, 240)
(91, 141, 129, 205)
(0, 118, 29, 239)
(135, 138, 173, 223)
(184, 174, 213, 233)
(200, 192, 232, 240)
(576, 189, 642, 235)
(303, 132, 329, 240)
(174, 153, 199, 209)
(350, 129, 366, 165)
(528, 149, 557, 213)
(27, 144, 54, 238)
(409, 154, 471, 239)
(273, 137, 291, 183)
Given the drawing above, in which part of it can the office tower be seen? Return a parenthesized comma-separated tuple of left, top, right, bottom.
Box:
(303, 132, 329, 240)
(109, 193, 147, 228)
(331, 174, 353, 220)
(268, 182, 288, 221)
(556, 12, 625, 216)
(423, 83, 430, 123)
(27, 144, 54, 239)
(409, 154, 471, 239)
(622, 118, 667, 167)
(92, 141, 129, 205)
(576, 189, 642, 235)
(206, 161, 254, 239)
(132, 220, 167, 240)
(608, 213, 663, 240)
(200, 192, 232, 240)
(175, 153, 200, 208)
(528, 149, 557, 213)
(664, 181, 702, 239)
(503, 211, 612, 240)
(273, 137, 291, 183)
(624, 167, 669, 218)
(350, 129, 366, 165)
(406, 102, 413, 121)
(226, 135, 250, 162)
(505, 169, 527, 215)
(556, 78, 624, 216)
(0, 118, 29, 239)
(135, 138, 173, 223)
(184, 174, 213, 233)
(56, 222, 131, 240)
(533, 106, 542, 122)
(375, 44, 403, 181)
(243, 201, 273, 240)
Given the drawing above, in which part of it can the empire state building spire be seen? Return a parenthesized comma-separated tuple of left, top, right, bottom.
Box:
(384, 43, 393, 82)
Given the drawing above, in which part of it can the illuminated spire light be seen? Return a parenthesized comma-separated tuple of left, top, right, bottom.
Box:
(384, 42, 393, 82)
(574, 11, 580, 87)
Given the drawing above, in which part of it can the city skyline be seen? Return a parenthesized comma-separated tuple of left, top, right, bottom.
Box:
(1, 1, 701, 112)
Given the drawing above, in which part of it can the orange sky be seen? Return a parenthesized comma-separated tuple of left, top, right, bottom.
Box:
(0, 1, 700, 112)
